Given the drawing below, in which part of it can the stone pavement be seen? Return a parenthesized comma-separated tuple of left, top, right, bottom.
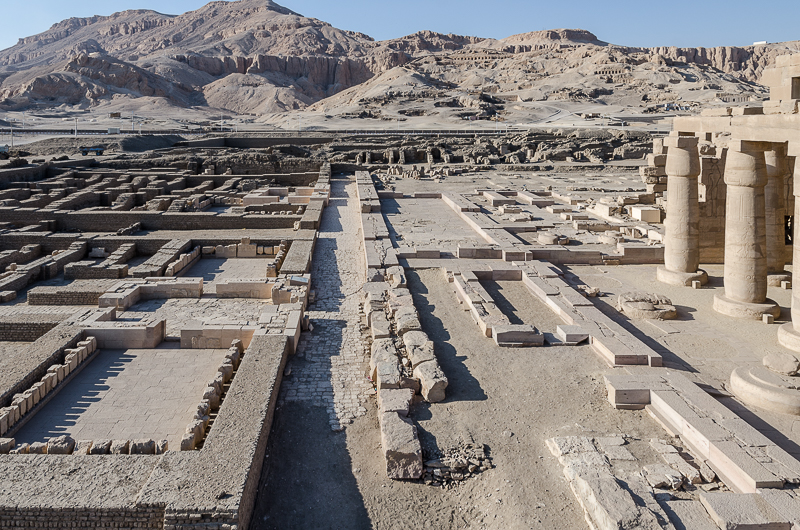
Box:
(279, 177, 372, 430)
(14, 344, 227, 447)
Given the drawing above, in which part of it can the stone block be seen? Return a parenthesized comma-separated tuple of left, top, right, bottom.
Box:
(413, 361, 448, 403)
(130, 439, 156, 455)
(9, 443, 29, 454)
(378, 388, 414, 416)
(556, 325, 589, 344)
(660, 500, 718, 530)
(73, 440, 92, 455)
(219, 362, 234, 383)
(380, 412, 423, 480)
(203, 385, 221, 409)
(396, 313, 422, 336)
(640, 166, 667, 178)
(88, 439, 111, 455)
(376, 361, 401, 390)
(12, 395, 26, 416)
(186, 419, 205, 447)
(0, 438, 14, 454)
(700, 492, 790, 529)
(371, 312, 391, 339)
(492, 324, 544, 347)
(110, 440, 130, 454)
(370, 338, 398, 380)
(29, 442, 47, 454)
(47, 435, 76, 454)
(180, 432, 196, 451)
(631, 206, 661, 223)
(408, 340, 436, 370)
(155, 439, 168, 454)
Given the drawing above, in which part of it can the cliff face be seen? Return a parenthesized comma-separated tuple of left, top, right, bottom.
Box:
(644, 44, 800, 82)
(0, 0, 798, 115)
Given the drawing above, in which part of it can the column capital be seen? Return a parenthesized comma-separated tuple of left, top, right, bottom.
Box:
(724, 146, 768, 188)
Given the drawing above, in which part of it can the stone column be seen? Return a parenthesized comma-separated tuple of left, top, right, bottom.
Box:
(657, 134, 708, 286)
(764, 144, 791, 285)
(713, 140, 780, 319)
(779, 156, 800, 351)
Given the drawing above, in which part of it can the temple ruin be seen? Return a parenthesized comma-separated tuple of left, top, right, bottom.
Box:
(0, 54, 800, 530)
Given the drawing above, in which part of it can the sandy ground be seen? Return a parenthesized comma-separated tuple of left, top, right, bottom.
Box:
(253, 268, 667, 529)
(567, 263, 800, 458)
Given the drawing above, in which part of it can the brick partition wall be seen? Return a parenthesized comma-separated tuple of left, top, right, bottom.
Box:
(0, 320, 61, 342)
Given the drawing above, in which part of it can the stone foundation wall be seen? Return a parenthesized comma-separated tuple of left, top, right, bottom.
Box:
(130, 239, 191, 278)
(0, 506, 165, 528)
(0, 208, 301, 232)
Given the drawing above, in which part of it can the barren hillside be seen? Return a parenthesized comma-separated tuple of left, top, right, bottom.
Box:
(0, 0, 798, 116)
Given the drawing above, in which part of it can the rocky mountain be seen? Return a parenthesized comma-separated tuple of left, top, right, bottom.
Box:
(0, 0, 798, 116)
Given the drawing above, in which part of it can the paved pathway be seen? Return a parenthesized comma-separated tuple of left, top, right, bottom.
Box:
(279, 177, 372, 430)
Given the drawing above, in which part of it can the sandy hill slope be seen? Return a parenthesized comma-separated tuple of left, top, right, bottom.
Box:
(0, 0, 798, 117)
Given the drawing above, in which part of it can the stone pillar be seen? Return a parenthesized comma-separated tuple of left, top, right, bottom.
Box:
(713, 140, 780, 319)
(657, 134, 708, 286)
(778, 157, 800, 351)
(764, 144, 791, 285)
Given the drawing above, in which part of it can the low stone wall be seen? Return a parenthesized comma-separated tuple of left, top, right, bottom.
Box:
(139, 334, 291, 529)
(179, 340, 243, 451)
(0, 244, 41, 273)
(0, 323, 84, 408)
(1, 338, 97, 438)
(280, 239, 315, 275)
(64, 243, 136, 280)
(130, 239, 191, 278)
(0, 207, 301, 232)
(28, 279, 121, 306)
(98, 278, 203, 310)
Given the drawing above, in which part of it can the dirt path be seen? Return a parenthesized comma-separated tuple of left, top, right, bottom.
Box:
(253, 212, 666, 528)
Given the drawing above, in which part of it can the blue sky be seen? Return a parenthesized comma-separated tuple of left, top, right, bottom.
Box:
(0, 0, 797, 52)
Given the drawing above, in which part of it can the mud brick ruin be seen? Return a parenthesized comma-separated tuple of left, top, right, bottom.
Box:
(2, 54, 800, 530)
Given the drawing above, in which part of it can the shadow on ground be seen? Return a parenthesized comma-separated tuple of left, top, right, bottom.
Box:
(251, 402, 371, 530)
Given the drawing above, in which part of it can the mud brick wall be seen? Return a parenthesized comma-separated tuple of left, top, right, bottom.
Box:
(150, 334, 291, 529)
(0, 320, 61, 342)
(0, 208, 301, 231)
(28, 279, 120, 306)
(0, 232, 82, 254)
(0, 507, 164, 528)
(0, 244, 41, 272)
(0, 323, 83, 408)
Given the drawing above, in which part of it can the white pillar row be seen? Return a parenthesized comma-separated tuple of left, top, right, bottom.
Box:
(713, 140, 781, 320)
(657, 133, 708, 287)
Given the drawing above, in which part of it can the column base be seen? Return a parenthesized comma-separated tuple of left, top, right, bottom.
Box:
(778, 323, 800, 353)
(768, 272, 792, 287)
(656, 266, 708, 287)
(713, 293, 780, 320)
